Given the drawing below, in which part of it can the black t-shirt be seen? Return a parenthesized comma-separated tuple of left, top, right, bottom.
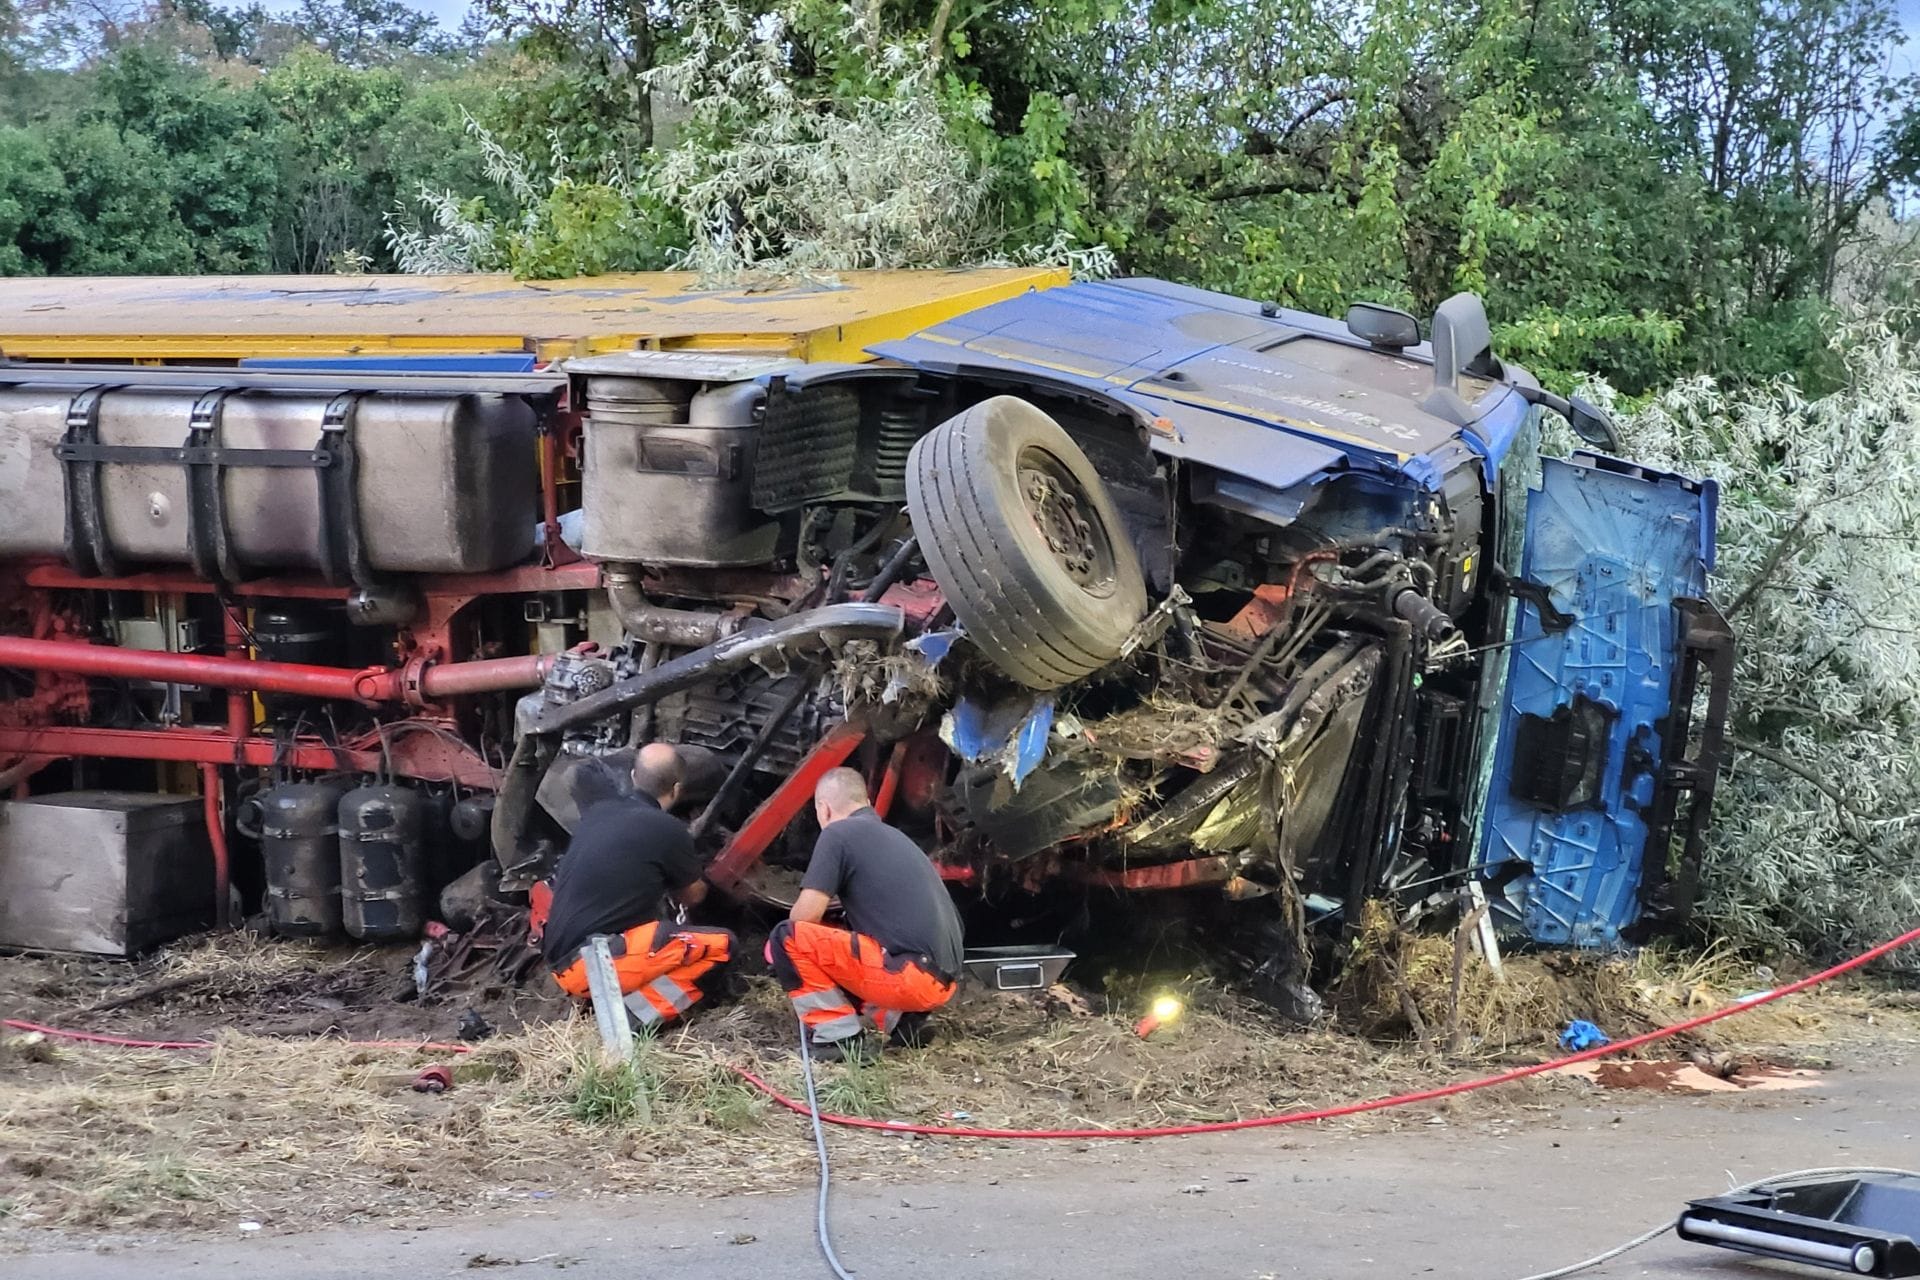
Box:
(541, 792, 701, 967)
(802, 809, 964, 979)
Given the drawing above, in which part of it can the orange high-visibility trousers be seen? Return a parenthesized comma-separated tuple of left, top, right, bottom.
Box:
(551, 920, 735, 1031)
(769, 919, 955, 1043)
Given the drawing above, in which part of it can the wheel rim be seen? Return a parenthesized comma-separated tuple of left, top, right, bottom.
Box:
(1016, 446, 1119, 596)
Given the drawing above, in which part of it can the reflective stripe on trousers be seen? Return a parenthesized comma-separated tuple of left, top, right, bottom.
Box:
(790, 987, 864, 1042)
(551, 919, 735, 1030)
(771, 919, 956, 1044)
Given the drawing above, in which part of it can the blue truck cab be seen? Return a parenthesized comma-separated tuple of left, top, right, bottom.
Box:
(864, 279, 1731, 965)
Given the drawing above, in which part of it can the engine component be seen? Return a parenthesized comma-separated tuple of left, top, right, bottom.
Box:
(525, 601, 905, 737)
(523, 647, 622, 751)
(0, 385, 536, 576)
(449, 793, 496, 844)
(655, 673, 822, 778)
(338, 783, 426, 941)
(604, 569, 750, 649)
(907, 396, 1149, 689)
(260, 779, 352, 936)
(253, 602, 345, 722)
(577, 370, 781, 566)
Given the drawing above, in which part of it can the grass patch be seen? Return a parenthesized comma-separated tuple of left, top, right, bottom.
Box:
(565, 1043, 660, 1128)
(815, 1051, 895, 1117)
(0, 943, 1901, 1236)
(687, 1064, 769, 1132)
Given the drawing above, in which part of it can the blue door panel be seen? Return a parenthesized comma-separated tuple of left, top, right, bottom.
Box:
(1475, 453, 1716, 945)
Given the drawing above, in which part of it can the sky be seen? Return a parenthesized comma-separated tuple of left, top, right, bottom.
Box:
(406, 0, 472, 24)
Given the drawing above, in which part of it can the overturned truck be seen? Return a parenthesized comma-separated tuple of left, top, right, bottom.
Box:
(0, 271, 1730, 1015)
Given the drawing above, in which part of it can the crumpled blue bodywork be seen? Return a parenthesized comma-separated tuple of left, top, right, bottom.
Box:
(876, 280, 1719, 949)
(872, 278, 1532, 498)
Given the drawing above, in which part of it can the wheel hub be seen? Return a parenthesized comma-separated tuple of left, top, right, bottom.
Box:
(1021, 467, 1099, 584)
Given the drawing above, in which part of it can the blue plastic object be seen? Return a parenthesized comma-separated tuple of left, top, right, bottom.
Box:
(1559, 1019, 1611, 1051)
(1475, 453, 1717, 946)
(943, 694, 1055, 790)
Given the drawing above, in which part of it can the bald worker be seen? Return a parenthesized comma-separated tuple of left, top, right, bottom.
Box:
(543, 743, 735, 1030)
(769, 767, 964, 1059)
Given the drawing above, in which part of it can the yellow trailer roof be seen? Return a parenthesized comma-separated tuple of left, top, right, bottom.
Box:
(0, 268, 1067, 362)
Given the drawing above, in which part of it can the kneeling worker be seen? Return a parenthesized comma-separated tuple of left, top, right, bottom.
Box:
(542, 743, 735, 1030)
(771, 767, 964, 1058)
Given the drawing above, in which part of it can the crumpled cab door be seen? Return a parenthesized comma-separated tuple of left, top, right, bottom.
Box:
(1475, 452, 1732, 946)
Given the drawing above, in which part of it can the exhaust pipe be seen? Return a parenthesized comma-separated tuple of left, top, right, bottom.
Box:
(604, 567, 753, 649)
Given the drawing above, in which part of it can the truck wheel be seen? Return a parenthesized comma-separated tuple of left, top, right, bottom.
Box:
(906, 396, 1149, 689)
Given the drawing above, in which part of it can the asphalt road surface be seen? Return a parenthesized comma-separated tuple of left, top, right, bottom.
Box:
(18, 1060, 1920, 1280)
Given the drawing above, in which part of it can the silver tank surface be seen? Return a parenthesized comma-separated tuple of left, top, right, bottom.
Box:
(572, 351, 799, 568)
(0, 387, 536, 574)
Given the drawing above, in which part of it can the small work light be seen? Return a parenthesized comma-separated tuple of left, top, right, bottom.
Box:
(1134, 994, 1185, 1038)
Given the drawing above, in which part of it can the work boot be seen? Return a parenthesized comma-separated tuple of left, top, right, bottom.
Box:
(808, 1031, 880, 1064)
(886, 1011, 935, 1049)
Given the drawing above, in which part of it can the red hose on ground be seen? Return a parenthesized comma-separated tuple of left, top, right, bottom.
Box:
(0, 1019, 471, 1055)
(731, 922, 1920, 1141)
(6, 924, 1916, 1142)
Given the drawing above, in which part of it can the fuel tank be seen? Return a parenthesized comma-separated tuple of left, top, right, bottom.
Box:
(0, 387, 536, 574)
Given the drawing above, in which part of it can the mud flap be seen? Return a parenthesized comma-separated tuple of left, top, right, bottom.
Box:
(1473, 453, 1722, 945)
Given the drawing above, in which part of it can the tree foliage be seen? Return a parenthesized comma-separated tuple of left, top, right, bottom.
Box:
(0, 0, 493, 273)
(1602, 315, 1920, 964)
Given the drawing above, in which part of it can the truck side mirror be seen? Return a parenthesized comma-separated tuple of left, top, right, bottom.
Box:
(1566, 395, 1622, 452)
(1345, 303, 1420, 350)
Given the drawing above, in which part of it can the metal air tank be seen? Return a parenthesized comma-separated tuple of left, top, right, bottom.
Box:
(338, 783, 427, 941)
(259, 780, 352, 937)
(253, 602, 345, 722)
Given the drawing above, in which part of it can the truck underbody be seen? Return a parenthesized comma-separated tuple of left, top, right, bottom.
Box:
(0, 273, 1731, 1017)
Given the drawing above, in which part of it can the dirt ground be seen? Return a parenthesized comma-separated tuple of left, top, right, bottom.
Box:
(3, 929, 1917, 1247)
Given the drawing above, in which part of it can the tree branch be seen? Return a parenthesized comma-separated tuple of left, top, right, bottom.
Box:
(1724, 507, 1812, 619)
(1730, 736, 1869, 818)
(928, 0, 958, 64)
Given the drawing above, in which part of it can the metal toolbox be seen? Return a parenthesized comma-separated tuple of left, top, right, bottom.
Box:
(961, 945, 1075, 991)
(0, 792, 214, 955)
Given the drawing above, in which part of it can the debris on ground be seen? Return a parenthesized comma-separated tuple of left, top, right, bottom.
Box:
(0, 932, 1914, 1239)
(1555, 1060, 1826, 1094)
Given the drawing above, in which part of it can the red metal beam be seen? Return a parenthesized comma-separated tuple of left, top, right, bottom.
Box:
(21, 559, 603, 599)
(199, 763, 230, 928)
(0, 725, 497, 789)
(871, 740, 908, 820)
(705, 722, 866, 894)
(1079, 856, 1234, 891)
